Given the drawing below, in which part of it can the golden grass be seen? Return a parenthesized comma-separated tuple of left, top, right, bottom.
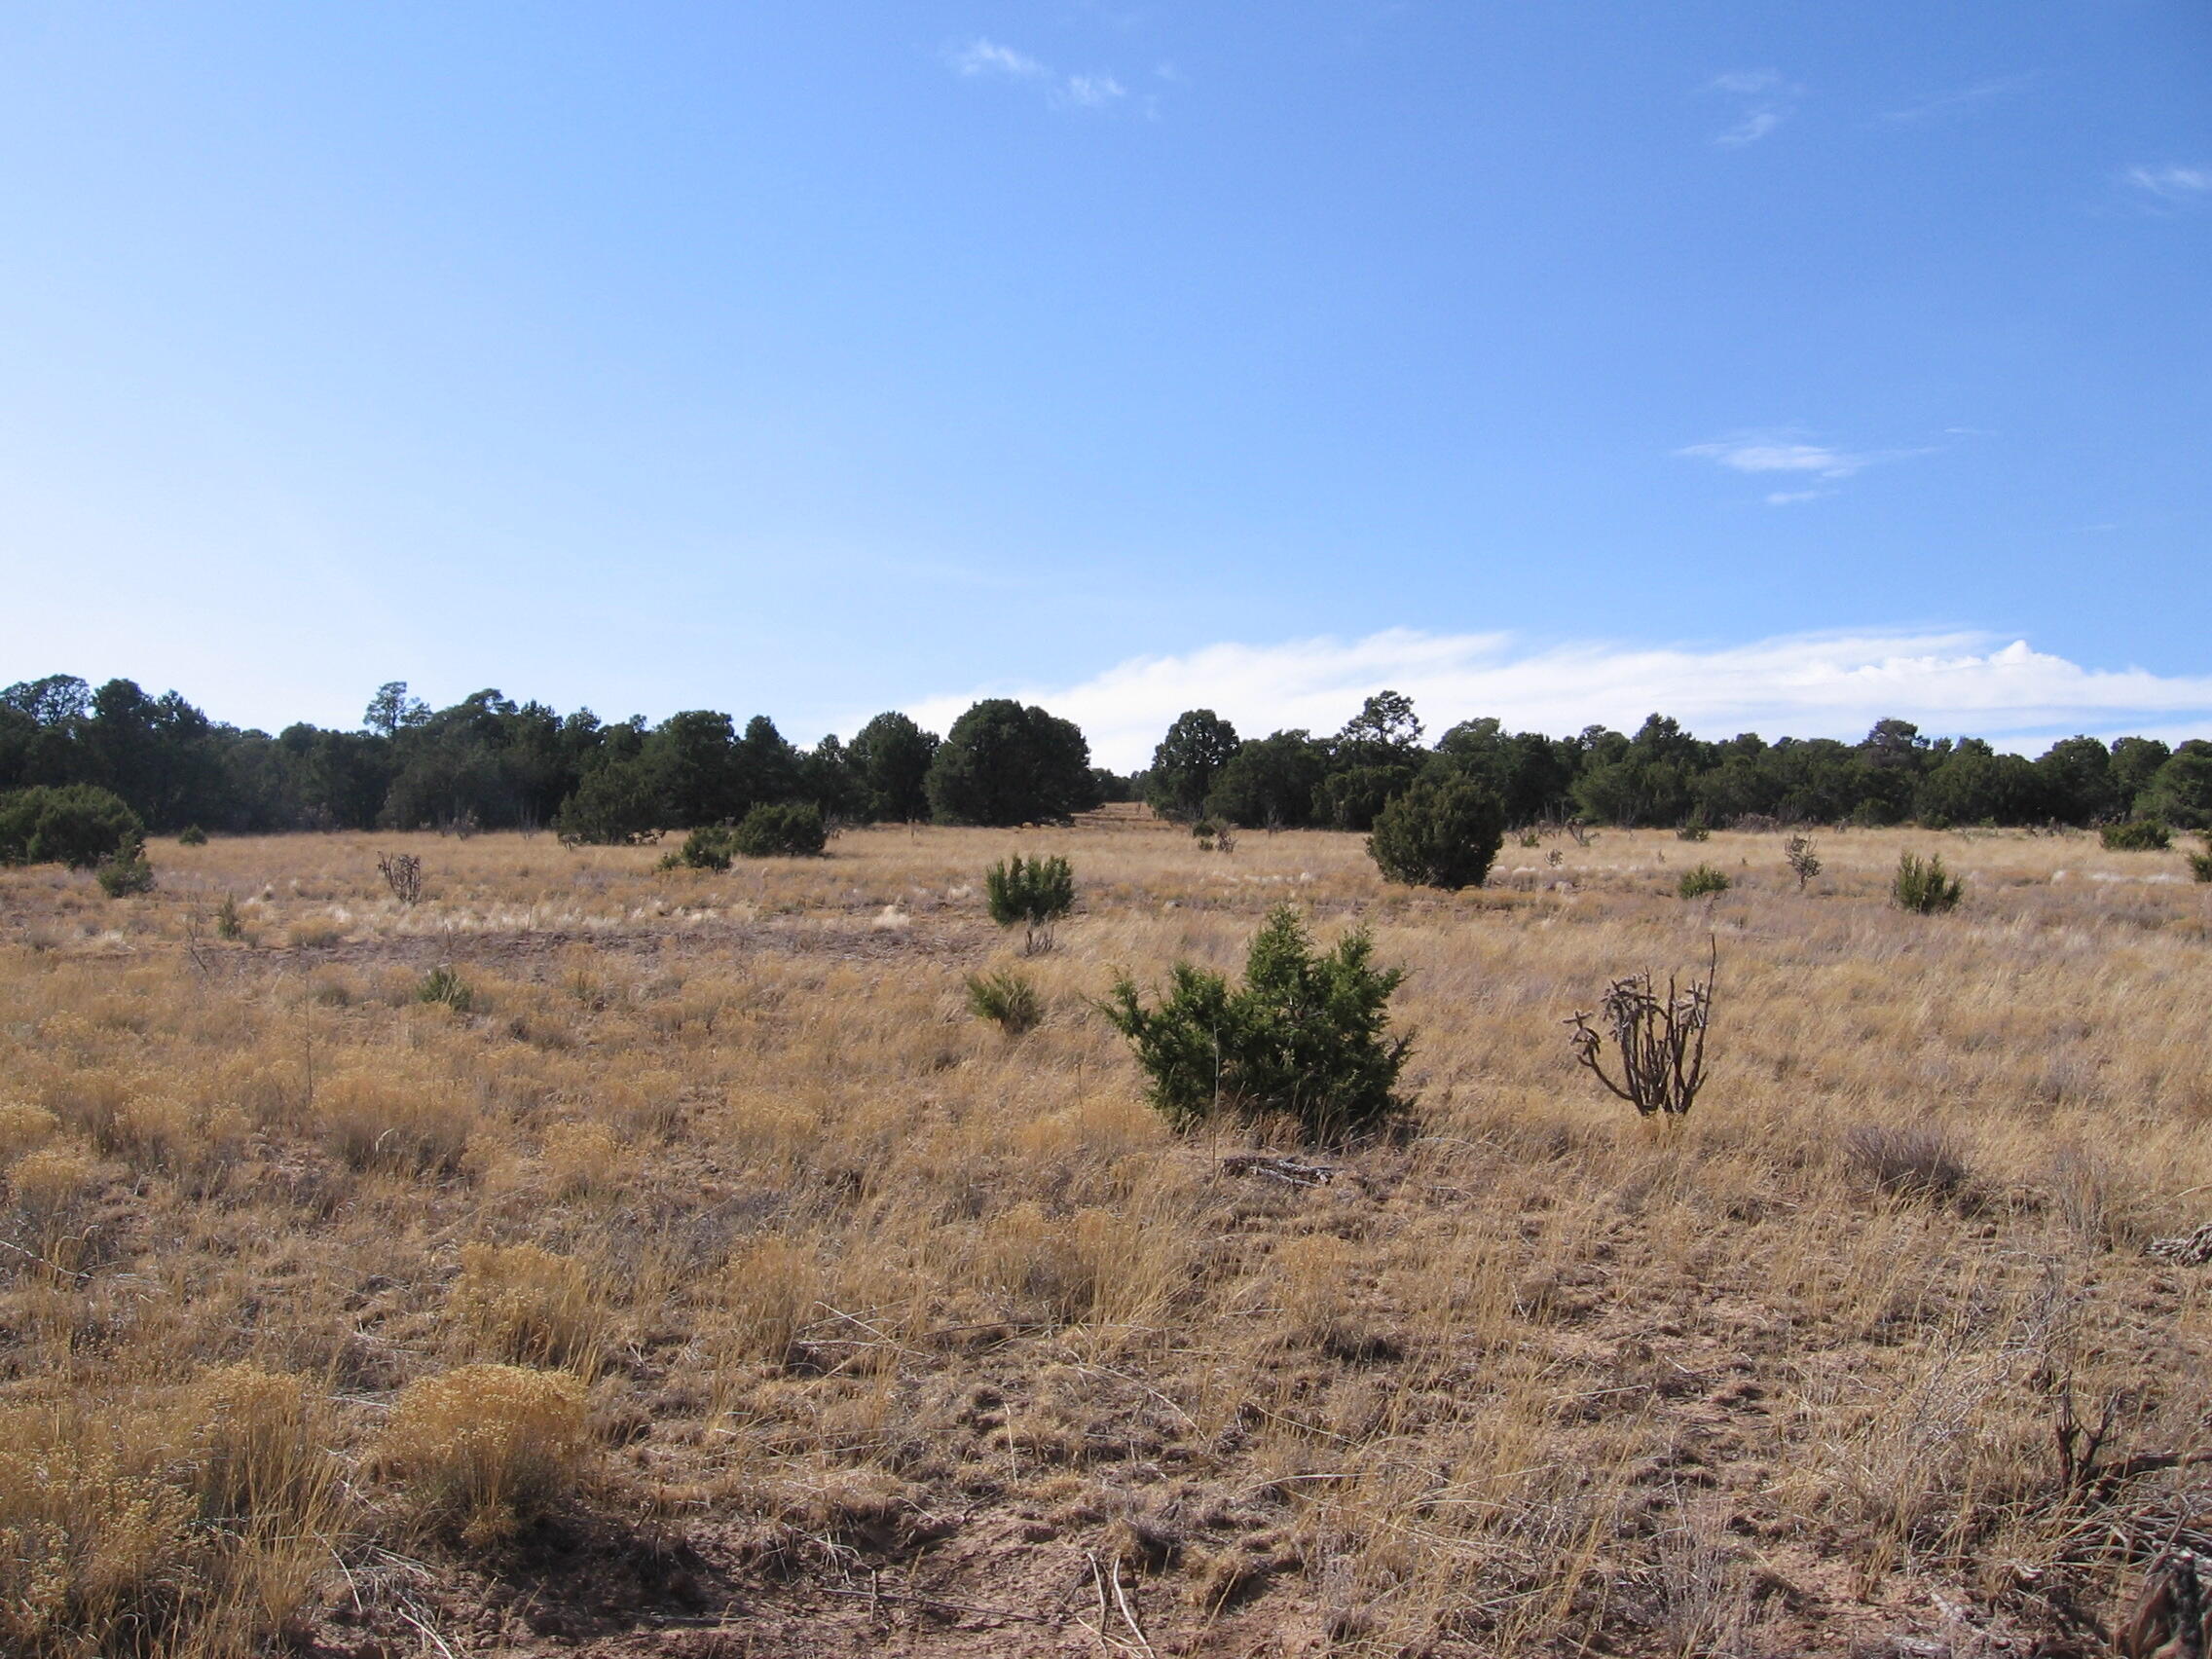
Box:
(0, 816, 2207, 1653)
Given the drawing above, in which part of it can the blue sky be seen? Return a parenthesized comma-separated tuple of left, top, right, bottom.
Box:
(1, 2, 2206, 766)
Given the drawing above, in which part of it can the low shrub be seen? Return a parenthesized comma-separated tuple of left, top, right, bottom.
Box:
(966, 966, 1043, 1034)
(418, 965, 474, 1014)
(986, 854, 1075, 952)
(2191, 833, 2212, 883)
(95, 848, 156, 898)
(176, 825, 208, 847)
(1102, 903, 1412, 1146)
(376, 1363, 588, 1545)
(1677, 864, 1730, 900)
(0, 784, 145, 869)
(674, 826, 735, 870)
(2100, 818, 2171, 851)
(215, 893, 243, 940)
(1366, 776, 1505, 890)
(1893, 852, 1963, 913)
(1676, 815, 1712, 842)
(1784, 831, 1822, 890)
(733, 801, 827, 858)
(1843, 1124, 1972, 1201)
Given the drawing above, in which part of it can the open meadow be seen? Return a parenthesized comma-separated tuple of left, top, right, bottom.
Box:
(3, 811, 2211, 1657)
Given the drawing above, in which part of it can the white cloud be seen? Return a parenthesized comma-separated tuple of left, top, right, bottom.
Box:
(1879, 73, 2036, 125)
(1764, 489, 1826, 506)
(1063, 72, 1126, 108)
(944, 38, 1133, 112)
(1679, 438, 1867, 479)
(1705, 69, 1800, 146)
(2123, 165, 2212, 204)
(948, 38, 1048, 80)
(907, 629, 2212, 771)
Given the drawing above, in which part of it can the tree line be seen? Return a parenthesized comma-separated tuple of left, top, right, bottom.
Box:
(1143, 694, 2212, 831)
(4, 672, 2207, 841)
(0, 676, 1113, 839)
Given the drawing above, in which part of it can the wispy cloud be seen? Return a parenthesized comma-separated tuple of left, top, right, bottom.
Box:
(1705, 69, 1801, 146)
(948, 38, 1049, 80)
(2122, 164, 2212, 206)
(944, 37, 1134, 112)
(1879, 73, 2036, 125)
(908, 629, 2212, 770)
(1064, 72, 1126, 108)
(1678, 430, 1941, 501)
(1680, 438, 1870, 479)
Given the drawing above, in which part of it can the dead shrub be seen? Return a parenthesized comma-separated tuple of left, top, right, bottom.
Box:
(0, 1405, 194, 1656)
(377, 1363, 588, 1546)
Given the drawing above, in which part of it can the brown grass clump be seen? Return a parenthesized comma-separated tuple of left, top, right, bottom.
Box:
(377, 1363, 588, 1545)
(447, 1242, 607, 1373)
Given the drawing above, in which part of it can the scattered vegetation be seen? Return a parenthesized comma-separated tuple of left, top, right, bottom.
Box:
(1676, 863, 1729, 899)
(1566, 941, 1716, 1119)
(1893, 850, 1965, 912)
(984, 853, 1075, 953)
(0, 816, 2207, 1658)
(1102, 903, 1411, 1144)
(214, 892, 243, 940)
(964, 965, 1043, 1034)
(2190, 832, 2212, 882)
(176, 824, 207, 846)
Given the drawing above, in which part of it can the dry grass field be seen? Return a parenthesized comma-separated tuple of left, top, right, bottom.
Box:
(4, 809, 2211, 1657)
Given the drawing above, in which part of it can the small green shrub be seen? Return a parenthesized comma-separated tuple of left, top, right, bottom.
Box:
(676, 827, 736, 870)
(2190, 834, 2212, 883)
(1102, 904, 1412, 1146)
(1783, 832, 1822, 890)
(215, 893, 243, 940)
(965, 967, 1043, 1034)
(2100, 818, 2171, 851)
(94, 849, 156, 898)
(986, 854, 1076, 952)
(418, 966, 474, 1014)
(1675, 814, 1712, 842)
(1366, 776, 1505, 890)
(1677, 864, 1729, 899)
(732, 801, 827, 859)
(0, 784, 145, 869)
(1893, 852, 1963, 913)
(176, 825, 208, 847)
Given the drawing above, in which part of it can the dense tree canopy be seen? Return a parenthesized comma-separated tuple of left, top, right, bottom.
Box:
(4, 670, 2205, 845)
